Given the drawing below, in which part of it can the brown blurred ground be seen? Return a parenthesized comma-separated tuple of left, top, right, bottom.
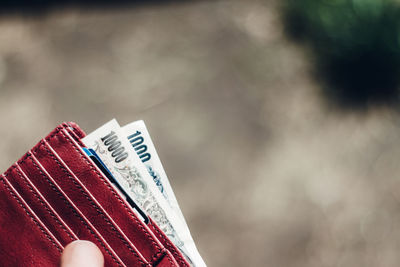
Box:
(1, 0, 400, 266)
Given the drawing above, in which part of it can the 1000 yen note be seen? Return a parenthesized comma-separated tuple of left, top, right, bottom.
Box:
(122, 120, 203, 260)
(82, 119, 206, 267)
(122, 121, 188, 226)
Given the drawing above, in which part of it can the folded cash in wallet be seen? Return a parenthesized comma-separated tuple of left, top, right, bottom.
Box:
(0, 119, 205, 267)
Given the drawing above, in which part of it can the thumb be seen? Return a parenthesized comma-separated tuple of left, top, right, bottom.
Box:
(60, 240, 104, 267)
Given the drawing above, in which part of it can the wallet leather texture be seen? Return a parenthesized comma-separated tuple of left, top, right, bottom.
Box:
(0, 122, 190, 267)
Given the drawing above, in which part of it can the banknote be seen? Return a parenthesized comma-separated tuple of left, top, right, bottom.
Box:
(122, 121, 202, 261)
(122, 120, 187, 225)
(82, 119, 206, 267)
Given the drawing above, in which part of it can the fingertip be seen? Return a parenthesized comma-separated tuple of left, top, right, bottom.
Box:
(60, 240, 104, 267)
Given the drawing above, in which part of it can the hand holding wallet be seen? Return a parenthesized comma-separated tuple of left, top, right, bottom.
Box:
(0, 120, 205, 267)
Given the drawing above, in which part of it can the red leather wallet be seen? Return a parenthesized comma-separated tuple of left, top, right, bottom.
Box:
(0, 122, 190, 267)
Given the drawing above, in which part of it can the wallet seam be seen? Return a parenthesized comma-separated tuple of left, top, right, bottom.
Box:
(40, 139, 149, 266)
(63, 122, 86, 146)
(6, 163, 76, 242)
(0, 175, 63, 253)
(155, 249, 176, 267)
(27, 153, 125, 267)
(149, 222, 189, 267)
(54, 126, 165, 261)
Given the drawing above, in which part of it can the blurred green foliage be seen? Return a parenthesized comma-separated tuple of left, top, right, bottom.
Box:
(284, 0, 400, 107)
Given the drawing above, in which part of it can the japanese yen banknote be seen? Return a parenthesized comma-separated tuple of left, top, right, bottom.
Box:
(82, 119, 206, 267)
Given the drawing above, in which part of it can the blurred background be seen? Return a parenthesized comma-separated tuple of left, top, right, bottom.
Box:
(2, 0, 400, 266)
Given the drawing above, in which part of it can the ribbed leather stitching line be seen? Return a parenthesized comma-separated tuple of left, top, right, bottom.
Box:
(5, 164, 76, 242)
(165, 252, 177, 266)
(28, 153, 124, 267)
(55, 127, 165, 262)
(0, 175, 63, 253)
(41, 139, 149, 266)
